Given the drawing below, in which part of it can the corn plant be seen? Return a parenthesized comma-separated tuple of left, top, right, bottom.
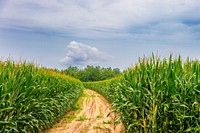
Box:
(84, 54, 200, 132)
(0, 60, 84, 132)
(84, 76, 123, 102)
(113, 54, 200, 132)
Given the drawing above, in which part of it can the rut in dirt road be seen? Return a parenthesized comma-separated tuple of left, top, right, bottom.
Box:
(44, 89, 124, 133)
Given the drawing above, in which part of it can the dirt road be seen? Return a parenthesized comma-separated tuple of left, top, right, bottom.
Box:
(44, 89, 124, 133)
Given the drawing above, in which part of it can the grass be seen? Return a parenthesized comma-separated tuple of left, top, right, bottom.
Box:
(65, 115, 76, 123)
(73, 103, 82, 110)
(81, 91, 88, 97)
(77, 115, 91, 121)
(96, 115, 103, 118)
(93, 125, 102, 129)
(103, 120, 112, 124)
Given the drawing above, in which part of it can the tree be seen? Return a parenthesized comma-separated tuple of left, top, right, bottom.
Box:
(61, 66, 79, 79)
(61, 65, 121, 82)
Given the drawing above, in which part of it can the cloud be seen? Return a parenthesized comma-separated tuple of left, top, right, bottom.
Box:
(1, 1, 200, 34)
(1, 0, 200, 45)
(60, 41, 112, 67)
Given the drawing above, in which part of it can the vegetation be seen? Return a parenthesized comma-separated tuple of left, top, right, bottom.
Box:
(61, 65, 121, 82)
(84, 76, 123, 102)
(77, 115, 90, 121)
(93, 125, 102, 129)
(103, 120, 112, 124)
(0, 61, 83, 132)
(1, 54, 200, 133)
(84, 54, 200, 132)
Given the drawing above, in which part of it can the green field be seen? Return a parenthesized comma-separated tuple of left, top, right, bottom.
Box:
(1, 54, 200, 132)
(84, 55, 200, 132)
(0, 61, 83, 132)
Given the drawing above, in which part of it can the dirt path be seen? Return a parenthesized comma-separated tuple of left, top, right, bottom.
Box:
(44, 89, 124, 133)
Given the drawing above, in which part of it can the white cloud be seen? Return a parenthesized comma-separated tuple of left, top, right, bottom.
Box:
(0, 0, 200, 42)
(60, 41, 112, 67)
(1, 0, 200, 29)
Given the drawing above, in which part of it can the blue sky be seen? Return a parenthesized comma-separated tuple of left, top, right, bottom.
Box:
(0, 0, 200, 70)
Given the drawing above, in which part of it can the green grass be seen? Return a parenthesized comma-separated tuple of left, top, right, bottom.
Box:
(96, 115, 103, 118)
(72, 103, 82, 110)
(65, 115, 76, 123)
(77, 115, 90, 121)
(93, 125, 102, 129)
(103, 120, 112, 124)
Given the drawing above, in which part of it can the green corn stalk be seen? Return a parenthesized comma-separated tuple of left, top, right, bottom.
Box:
(0, 60, 84, 132)
(84, 54, 200, 133)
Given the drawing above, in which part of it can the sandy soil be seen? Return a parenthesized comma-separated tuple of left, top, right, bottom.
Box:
(44, 89, 124, 133)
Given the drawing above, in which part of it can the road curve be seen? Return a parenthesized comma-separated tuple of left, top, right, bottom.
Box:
(44, 89, 124, 133)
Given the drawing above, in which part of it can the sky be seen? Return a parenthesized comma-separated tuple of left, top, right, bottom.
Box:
(0, 0, 200, 70)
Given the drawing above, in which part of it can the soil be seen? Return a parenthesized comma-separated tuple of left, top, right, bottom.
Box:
(44, 89, 124, 133)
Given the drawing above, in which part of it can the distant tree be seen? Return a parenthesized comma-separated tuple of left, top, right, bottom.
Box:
(100, 67, 114, 80)
(61, 65, 121, 82)
(113, 68, 121, 75)
(61, 66, 79, 78)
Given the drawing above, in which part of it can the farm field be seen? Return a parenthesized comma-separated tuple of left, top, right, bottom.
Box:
(85, 55, 200, 132)
(0, 54, 200, 133)
(0, 61, 83, 132)
(1, 1, 200, 133)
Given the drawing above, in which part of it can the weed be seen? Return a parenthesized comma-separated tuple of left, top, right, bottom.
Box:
(93, 125, 102, 129)
(103, 120, 112, 124)
(77, 115, 90, 121)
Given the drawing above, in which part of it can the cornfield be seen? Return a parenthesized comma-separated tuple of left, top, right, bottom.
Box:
(84, 54, 200, 132)
(84, 76, 123, 102)
(1, 54, 200, 132)
(0, 61, 83, 132)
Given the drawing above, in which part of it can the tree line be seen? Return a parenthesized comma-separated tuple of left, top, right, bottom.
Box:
(61, 65, 121, 82)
